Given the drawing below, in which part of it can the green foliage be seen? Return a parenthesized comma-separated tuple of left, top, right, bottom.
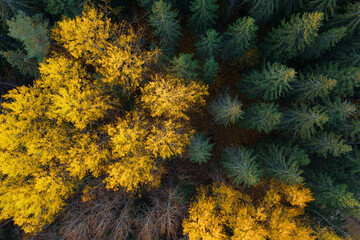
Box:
(307, 0, 336, 20)
(241, 102, 282, 133)
(187, 132, 214, 164)
(221, 146, 262, 187)
(334, 2, 360, 35)
(209, 91, 244, 127)
(149, 0, 181, 48)
(188, 0, 218, 33)
(43, 0, 81, 16)
(196, 28, 223, 59)
(281, 0, 304, 16)
(223, 17, 258, 60)
(241, 62, 297, 101)
(6, 11, 49, 62)
(202, 57, 218, 85)
(263, 12, 324, 62)
(282, 104, 329, 140)
(0, 49, 38, 77)
(323, 97, 356, 125)
(307, 132, 352, 157)
(244, 0, 279, 23)
(258, 142, 310, 185)
(299, 27, 347, 61)
(291, 73, 337, 102)
(309, 172, 360, 218)
(0, 0, 33, 22)
(170, 53, 200, 80)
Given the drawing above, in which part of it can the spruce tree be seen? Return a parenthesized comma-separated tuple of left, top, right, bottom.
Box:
(307, 132, 352, 157)
(223, 17, 258, 60)
(149, 0, 181, 49)
(43, 0, 80, 16)
(240, 102, 282, 133)
(334, 2, 360, 35)
(188, 0, 218, 33)
(323, 97, 356, 125)
(0, 50, 39, 77)
(281, 0, 304, 16)
(187, 132, 214, 164)
(170, 53, 200, 80)
(262, 12, 324, 62)
(196, 28, 223, 59)
(221, 146, 262, 187)
(202, 57, 219, 85)
(291, 73, 337, 102)
(244, 0, 279, 23)
(258, 142, 310, 185)
(282, 104, 329, 140)
(241, 62, 297, 101)
(307, 0, 337, 20)
(298, 27, 347, 61)
(209, 91, 244, 127)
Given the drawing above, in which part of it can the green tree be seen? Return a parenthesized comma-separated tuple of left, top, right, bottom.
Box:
(263, 12, 324, 62)
(291, 73, 337, 102)
(323, 97, 356, 125)
(187, 132, 214, 164)
(223, 17, 258, 60)
(170, 53, 200, 80)
(307, 132, 352, 157)
(209, 91, 244, 127)
(333, 2, 360, 35)
(244, 0, 279, 23)
(221, 146, 262, 187)
(196, 28, 223, 59)
(258, 142, 310, 185)
(149, 0, 181, 48)
(241, 62, 297, 101)
(307, 0, 337, 20)
(282, 105, 329, 140)
(241, 102, 283, 133)
(202, 56, 218, 85)
(43, 0, 81, 16)
(188, 0, 218, 33)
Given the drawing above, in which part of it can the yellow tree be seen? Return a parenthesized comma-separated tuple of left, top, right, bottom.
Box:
(0, 4, 208, 233)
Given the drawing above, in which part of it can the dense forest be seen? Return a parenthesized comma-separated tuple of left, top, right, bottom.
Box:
(1, 0, 360, 239)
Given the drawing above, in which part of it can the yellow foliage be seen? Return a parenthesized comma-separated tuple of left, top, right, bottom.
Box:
(183, 181, 316, 240)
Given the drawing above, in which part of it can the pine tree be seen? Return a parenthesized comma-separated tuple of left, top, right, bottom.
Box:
(282, 104, 329, 140)
(221, 146, 262, 187)
(149, 0, 181, 48)
(280, 0, 304, 16)
(241, 62, 297, 101)
(6, 11, 49, 62)
(196, 28, 223, 59)
(202, 57, 218, 85)
(187, 132, 214, 164)
(188, 0, 218, 33)
(333, 2, 360, 35)
(298, 27, 347, 61)
(258, 142, 310, 185)
(323, 97, 356, 125)
(209, 91, 244, 127)
(244, 0, 279, 23)
(43, 0, 80, 16)
(170, 53, 200, 80)
(307, 0, 337, 20)
(291, 73, 337, 102)
(263, 12, 324, 62)
(240, 102, 283, 133)
(223, 17, 258, 60)
(307, 132, 352, 157)
(0, 49, 39, 77)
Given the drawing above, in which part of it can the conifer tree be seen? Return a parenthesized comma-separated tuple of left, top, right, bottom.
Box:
(323, 97, 356, 125)
(334, 2, 360, 35)
(291, 73, 337, 102)
(281, 0, 304, 16)
(221, 146, 262, 187)
(149, 0, 181, 48)
(187, 132, 214, 164)
(244, 0, 279, 23)
(188, 0, 218, 33)
(263, 12, 324, 62)
(43, 0, 80, 16)
(170, 53, 200, 80)
(299, 27, 347, 61)
(282, 105, 329, 140)
(0, 49, 39, 77)
(223, 17, 258, 60)
(307, 132, 352, 157)
(202, 56, 218, 85)
(241, 62, 297, 101)
(241, 102, 283, 133)
(307, 0, 336, 20)
(196, 28, 223, 59)
(209, 91, 244, 127)
(258, 143, 310, 185)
